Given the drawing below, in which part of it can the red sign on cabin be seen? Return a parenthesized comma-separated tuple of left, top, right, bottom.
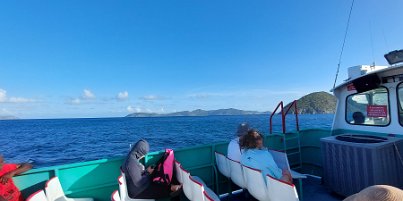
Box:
(347, 83, 356, 91)
(367, 105, 388, 117)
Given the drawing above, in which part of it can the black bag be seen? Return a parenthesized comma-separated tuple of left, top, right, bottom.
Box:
(150, 149, 174, 185)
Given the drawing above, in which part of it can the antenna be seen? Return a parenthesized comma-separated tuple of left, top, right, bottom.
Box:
(332, 0, 355, 90)
(369, 21, 375, 66)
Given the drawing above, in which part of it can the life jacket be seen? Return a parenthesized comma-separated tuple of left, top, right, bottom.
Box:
(0, 164, 23, 201)
(151, 149, 174, 185)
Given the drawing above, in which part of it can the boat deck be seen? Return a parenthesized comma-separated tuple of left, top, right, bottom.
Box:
(298, 176, 344, 201)
(219, 176, 344, 201)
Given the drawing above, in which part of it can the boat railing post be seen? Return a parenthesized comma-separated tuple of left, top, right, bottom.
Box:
(269, 101, 284, 134)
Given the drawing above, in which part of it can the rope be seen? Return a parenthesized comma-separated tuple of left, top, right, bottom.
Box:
(332, 0, 355, 90)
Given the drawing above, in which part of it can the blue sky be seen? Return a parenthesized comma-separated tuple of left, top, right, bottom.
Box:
(0, 0, 402, 119)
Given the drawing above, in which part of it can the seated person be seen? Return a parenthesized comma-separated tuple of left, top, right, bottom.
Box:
(352, 111, 365, 124)
(240, 130, 292, 183)
(227, 123, 250, 161)
(122, 140, 181, 200)
(0, 154, 32, 201)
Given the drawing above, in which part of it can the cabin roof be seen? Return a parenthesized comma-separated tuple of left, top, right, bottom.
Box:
(331, 63, 403, 92)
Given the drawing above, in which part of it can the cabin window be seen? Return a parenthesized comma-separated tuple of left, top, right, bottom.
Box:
(346, 87, 390, 126)
(398, 82, 403, 126)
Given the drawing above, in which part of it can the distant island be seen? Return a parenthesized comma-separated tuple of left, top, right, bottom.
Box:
(126, 91, 337, 117)
(284, 91, 336, 114)
(126, 108, 270, 117)
(0, 115, 19, 120)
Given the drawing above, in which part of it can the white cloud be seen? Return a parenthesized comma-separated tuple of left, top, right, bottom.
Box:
(65, 89, 96, 105)
(0, 108, 13, 116)
(187, 93, 216, 99)
(0, 88, 35, 103)
(67, 98, 81, 105)
(187, 89, 307, 100)
(126, 105, 156, 113)
(127, 105, 135, 113)
(0, 89, 6, 102)
(127, 105, 142, 113)
(8, 97, 35, 103)
(139, 95, 164, 101)
(82, 89, 95, 99)
(117, 91, 129, 100)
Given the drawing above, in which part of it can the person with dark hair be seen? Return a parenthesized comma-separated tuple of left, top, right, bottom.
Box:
(240, 130, 292, 183)
(0, 154, 32, 201)
(122, 140, 181, 200)
(227, 123, 250, 161)
(352, 111, 365, 124)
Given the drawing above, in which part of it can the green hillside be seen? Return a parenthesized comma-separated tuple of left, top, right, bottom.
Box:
(285, 91, 337, 114)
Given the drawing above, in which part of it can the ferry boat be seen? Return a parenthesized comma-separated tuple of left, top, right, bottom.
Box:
(13, 50, 403, 201)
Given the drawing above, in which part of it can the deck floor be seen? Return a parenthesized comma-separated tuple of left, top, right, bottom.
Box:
(219, 176, 345, 201)
(300, 176, 344, 201)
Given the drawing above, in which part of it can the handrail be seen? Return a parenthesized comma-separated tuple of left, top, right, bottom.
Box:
(284, 100, 300, 133)
(270, 100, 300, 134)
(269, 101, 285, 134)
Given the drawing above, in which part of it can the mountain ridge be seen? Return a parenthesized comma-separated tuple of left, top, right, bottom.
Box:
(126, 108, 270, 117)
(126, 91, 337, 117)
(284, 91, 336, 114)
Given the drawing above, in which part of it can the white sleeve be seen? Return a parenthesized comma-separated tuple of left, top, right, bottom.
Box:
(227, 138, 241, 161)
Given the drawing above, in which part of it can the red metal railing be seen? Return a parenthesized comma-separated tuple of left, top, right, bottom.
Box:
(284, 100, 299, 133)
(269, 100, 299, 134)
(269, 101, 285, 134)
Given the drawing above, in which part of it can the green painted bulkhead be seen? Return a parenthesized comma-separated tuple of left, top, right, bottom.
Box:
(14, 128, 401, 201)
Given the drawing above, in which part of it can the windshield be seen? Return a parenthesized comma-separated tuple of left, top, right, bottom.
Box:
(346, 87, 389, 126)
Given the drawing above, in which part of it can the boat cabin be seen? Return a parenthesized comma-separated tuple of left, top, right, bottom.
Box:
(332, 50, 403, 135)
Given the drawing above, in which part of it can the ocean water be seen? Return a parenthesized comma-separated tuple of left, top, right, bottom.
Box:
(0, 114, 333, 168)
